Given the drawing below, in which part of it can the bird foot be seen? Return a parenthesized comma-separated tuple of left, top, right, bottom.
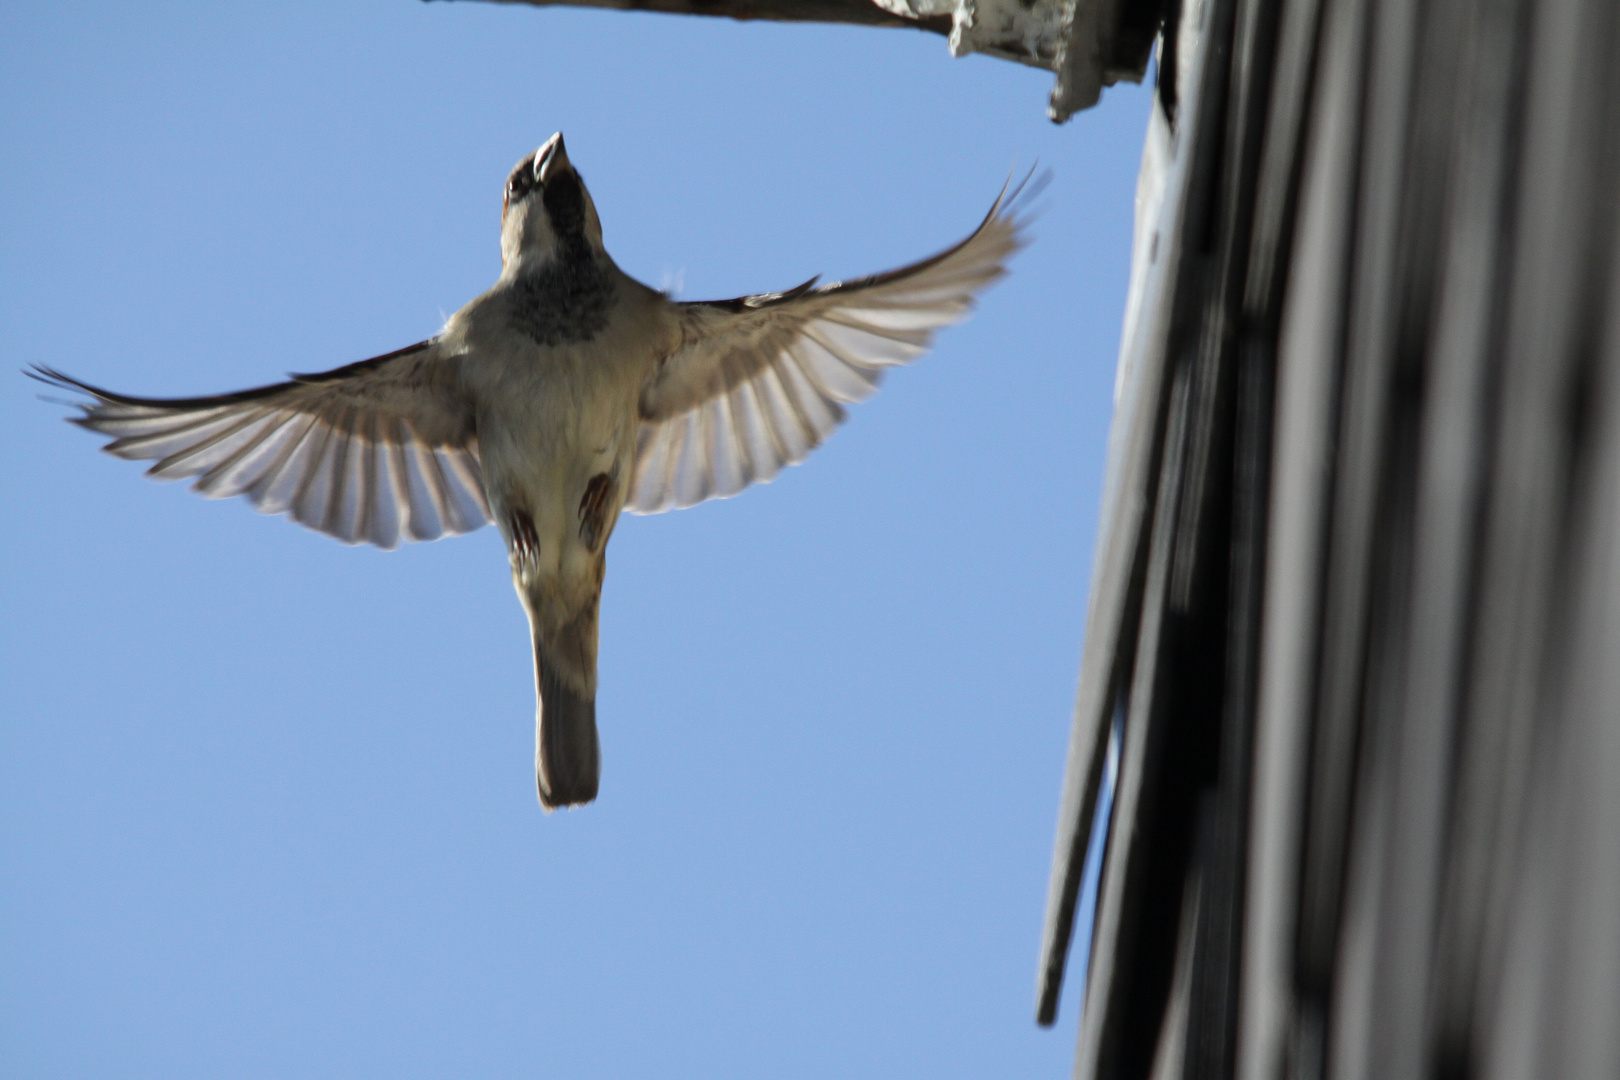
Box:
(578, 472, 613, 551)
(509, 507, 540, 567)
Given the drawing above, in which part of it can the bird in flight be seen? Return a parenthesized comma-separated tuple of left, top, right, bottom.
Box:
(34, 133, 1029, 810)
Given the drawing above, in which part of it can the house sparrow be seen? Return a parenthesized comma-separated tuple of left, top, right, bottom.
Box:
(34, 133, 1029, 810)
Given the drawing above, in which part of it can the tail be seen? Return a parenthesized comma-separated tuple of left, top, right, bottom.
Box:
(531, 598, 602, 810)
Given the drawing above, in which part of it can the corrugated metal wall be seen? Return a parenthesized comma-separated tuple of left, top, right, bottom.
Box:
(1038, 0, 1620, 1076)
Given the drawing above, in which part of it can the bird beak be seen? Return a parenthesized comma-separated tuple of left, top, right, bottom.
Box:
(535, 133, 569, 183)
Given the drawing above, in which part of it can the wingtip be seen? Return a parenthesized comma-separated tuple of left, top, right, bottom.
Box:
(994, 164, 1051, 234)
(24, 364, 103, 415)
(24, 363, 71, 391)
(24, 364, 120, 404)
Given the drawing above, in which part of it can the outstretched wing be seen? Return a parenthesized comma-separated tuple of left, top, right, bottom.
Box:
(34, 338, 489, 549)
(627, 184, 1032, 514)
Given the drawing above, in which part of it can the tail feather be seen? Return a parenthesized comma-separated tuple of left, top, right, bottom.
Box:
(526, 589, 602, 810)
(536, 651, 600, 809)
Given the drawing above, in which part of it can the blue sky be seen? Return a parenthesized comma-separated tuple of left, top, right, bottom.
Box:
(1, 2, 1146, 1075)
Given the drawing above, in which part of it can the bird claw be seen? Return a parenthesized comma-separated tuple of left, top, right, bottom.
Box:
(509, 507, 540, 567)
(578, 472, 613, 551)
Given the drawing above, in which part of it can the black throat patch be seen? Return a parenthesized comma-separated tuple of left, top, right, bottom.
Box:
(509, 172, 614, 347)
(510, 248, 614, 347)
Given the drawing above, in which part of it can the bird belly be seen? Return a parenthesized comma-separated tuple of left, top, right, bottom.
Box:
(475, 356, 636, 622)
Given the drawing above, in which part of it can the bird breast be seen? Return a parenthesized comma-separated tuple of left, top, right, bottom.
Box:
(459, 280, 674, 605)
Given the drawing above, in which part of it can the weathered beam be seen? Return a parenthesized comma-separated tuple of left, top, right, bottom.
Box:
(430, 0, 952, 35)
(435, 0, 1161, 116)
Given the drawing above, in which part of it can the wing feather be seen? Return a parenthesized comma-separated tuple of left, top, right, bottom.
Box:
(32, 337, 486, 548)
(629, 184, 1031, 514)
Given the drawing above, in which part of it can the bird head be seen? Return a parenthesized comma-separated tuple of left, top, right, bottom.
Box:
(500, 133, 604, 271)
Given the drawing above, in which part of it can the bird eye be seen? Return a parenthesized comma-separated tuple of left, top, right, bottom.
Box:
(507, 157, 542, 203)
